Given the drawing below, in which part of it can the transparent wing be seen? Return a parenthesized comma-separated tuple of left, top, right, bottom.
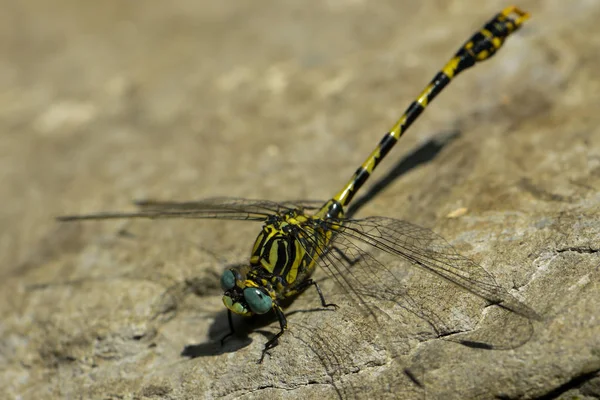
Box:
(57, 197, 296, 222)
(320, 216, 540, 321)
(135, 197, 326, 213)
(301, 225, 454, 333)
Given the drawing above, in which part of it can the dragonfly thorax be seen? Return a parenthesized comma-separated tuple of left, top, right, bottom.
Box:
(250, 211, 322, 286)
(221, 209, 330, 317)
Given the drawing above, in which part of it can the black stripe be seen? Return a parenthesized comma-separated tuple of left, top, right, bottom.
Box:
(456, 50, 478, 73)
(271, 238, 288, 276)
(428, 72, 451, 99)
(467, 31, 486, 46)
(326, 200, 344, 219)
(251, 231, 267, 258)
(261, 235, 273, 259)
(344, 167, 370, 205)
(403, 101, 425, 129)
(485, 16, 509, 37)
(354, 167, 370, 191)
(284, 238, 297, 280)
(376, 133, 398, 166)
(470, 35, 494, 58)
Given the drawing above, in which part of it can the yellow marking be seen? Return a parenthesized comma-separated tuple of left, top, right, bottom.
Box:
(285, 240, 302, 283)
(481, 28, 493, 39)
(442, 57, 460, 79)
(492, 37, 503, 50)
(252, 227, 282, 273)
(270, 240, 282, 267)
(501, 6, 530, 27)
(284, 288, 300, 297)
(477, 50, 490, 61)
(361, 147, 380, 173)
(223, 295, 251, 316)
(244, 280, 259, 289)
(260, 258, 274, 272)
(288, 213, 308, 224)
(251, 231, 265, 256)
(390, 115, 407, 139)
(275, 279, 285, 292)
(416, 84, 433, 107)
(232, 302, 251, 316)
(332, 183, 355, 206)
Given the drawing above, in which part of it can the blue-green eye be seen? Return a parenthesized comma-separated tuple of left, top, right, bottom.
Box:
(243, 288, 272, 314)
(220, 270, 236, 291)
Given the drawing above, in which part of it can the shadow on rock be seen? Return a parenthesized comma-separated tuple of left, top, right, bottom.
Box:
(181, 285, 340, 359)
(347, 129, 460, 218)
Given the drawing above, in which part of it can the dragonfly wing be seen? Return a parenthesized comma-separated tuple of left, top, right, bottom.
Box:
(278, 200, 326, 211)
(304, 227, 463, 333)
(330, 217, 541, 321)
(135, 197, 327, 213)
(57, 197, 283, 222)
(58, 197, 328, 222)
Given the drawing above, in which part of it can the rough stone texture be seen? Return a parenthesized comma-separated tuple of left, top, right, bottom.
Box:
(1, 1, 599, 399)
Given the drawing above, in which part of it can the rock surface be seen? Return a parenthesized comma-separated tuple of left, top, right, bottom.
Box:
(1, 1, 599, 399)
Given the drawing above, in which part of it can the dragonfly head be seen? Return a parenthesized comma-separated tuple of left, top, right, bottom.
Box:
(220, 269, 273, 317)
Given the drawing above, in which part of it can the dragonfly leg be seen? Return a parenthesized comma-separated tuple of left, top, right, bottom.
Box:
(259, 304, 287, 363)
(303, 279, 338, 309)
(278, 273, 338, 309)
(220, 309, 235, 346)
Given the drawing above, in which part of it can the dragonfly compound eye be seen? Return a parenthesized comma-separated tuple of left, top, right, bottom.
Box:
(243, 287, 272, 314)
(220, 270, 236, 291)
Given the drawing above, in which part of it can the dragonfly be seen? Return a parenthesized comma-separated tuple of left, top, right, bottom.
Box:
(58, 6, 539, 363)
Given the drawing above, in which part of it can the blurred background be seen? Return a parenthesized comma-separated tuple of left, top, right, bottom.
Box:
(1, 1, 599, 399)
